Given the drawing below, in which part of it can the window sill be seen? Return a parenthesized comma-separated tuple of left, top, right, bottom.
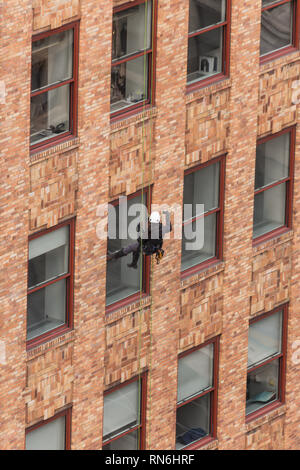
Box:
(110, 106, 157, 133)
(260, 46, 299, 68)
(110, 102, 153, 124)
(246, 402, 286, 430)
(186, 72, 229, 94)
(29, 136, 80, 165)
(26, 325, 73, 352)
(30, 131, 77, 154)
(186, 74, 231, 101)
(252, 227, 293, 253)
(105, 293, 151, 321)
(260, 48, 300, 75)
(179, 435, 217, 451)
(180, 259, 225, 290)
(26, 329, 75, 360)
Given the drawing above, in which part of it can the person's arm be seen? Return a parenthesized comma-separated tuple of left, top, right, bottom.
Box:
(162, 211, 172, 236)
(138, 221, 149, 241)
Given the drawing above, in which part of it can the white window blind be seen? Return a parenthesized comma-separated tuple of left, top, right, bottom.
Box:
(29, 226, 69, 260)
(26, 416, 65, 450)
(177, 343, 214, 403)
(103, 381, 139, 439)
(248, 310, 282, 368)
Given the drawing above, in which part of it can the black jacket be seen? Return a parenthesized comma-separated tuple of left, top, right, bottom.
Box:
(138, 213, 172, 255)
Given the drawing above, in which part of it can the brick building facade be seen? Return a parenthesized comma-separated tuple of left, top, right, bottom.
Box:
(0, 0, 300, 450)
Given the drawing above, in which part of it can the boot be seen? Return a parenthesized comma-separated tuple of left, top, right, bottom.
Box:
(108, 248, 125, 261)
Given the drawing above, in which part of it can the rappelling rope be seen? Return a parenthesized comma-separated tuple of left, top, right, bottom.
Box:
(137, 0, 148, 450)
(146, 0, 156, 449)
(137, 0, 155, 450)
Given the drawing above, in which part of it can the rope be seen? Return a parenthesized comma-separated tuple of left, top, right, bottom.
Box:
(146, 0, 156, 449)
(137, 0, 149, 450)
(137, 0, 155, 450)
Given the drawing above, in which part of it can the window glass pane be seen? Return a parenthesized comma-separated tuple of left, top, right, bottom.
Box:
(187, 27, 223, 84)
(246, 359, 279, 415)
(31, 30, 73, 92)
(176, 394, 210, 449)
(26, 416, 66, 450)
(111, 56, 148, 113)
(103, 381, 139, 441)
(255, 133, 290, 190)
(178, 344, 214, 403)
(189, 0, 226, 33)
(112, 1, 152, 60)
(248, 310, 282, 368)
(183, 163, 220, 220)
(30, 84, 70, 145)
(260, 2, 293, 56)
(103, 430, 138, 450)
(253, 183, 286, 238)
(106, 195, 145, 306)
(27, 278, 67, 340)
(181, 212, 216, 271)
(29, 226, 69, 288)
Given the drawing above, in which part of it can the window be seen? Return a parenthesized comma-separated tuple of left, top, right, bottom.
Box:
(27, 219, 74, 347)
(246, 306, 287, 419)
(176, 339, 218, 449)
(25, 409, 71, 450)
(102, 376, 146, 450)
(253, 128, 294, 241)
(187, 0, 230, 89)
(260, 0, 299, 62)
(106, 190, 150, 310)
(30, 22, 79, 151)
(181, 157, 224, 276)
(111, 0, 155, 118)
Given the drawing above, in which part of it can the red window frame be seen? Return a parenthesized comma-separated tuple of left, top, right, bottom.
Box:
(25, 407, 72, 450)
(260, 0, 299, 64)
(30, 21, 79, 153)
(106, 188, 151, 314)
(110, 0, 157, 121)
(181, 155, 225, 279)
(253, 127, 295, 245)
(27, 218, 75, 350)
(187, 0, 231, 92)
(246, 305, 288, 423)
(176, 337, 219, 450)
(102, 374, 147, 450)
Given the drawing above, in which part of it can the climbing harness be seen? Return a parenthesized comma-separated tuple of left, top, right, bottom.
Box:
(155, 248, 164, 264)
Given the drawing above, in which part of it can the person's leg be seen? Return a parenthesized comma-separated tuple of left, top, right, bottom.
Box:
(127, 247, 140, 269)
(122, 241, 140, 256)
(108, 241, 140, 261)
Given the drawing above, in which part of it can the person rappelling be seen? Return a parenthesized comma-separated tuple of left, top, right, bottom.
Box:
(107, 210, 172, 268)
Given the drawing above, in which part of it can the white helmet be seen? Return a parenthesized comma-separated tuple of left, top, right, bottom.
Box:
(149, 211, 161, 224)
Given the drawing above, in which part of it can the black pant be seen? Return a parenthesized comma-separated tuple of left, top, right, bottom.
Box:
(122, 241, 141, 266)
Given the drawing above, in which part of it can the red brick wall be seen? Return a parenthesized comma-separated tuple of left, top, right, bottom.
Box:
(32, 0, 80, 32)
